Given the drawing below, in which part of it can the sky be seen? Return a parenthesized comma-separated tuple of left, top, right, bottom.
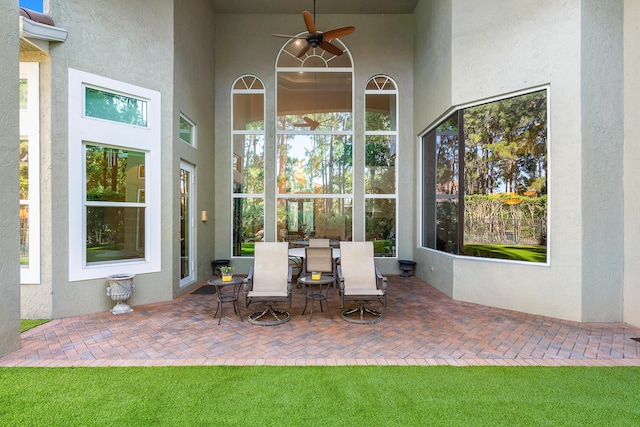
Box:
(20, 0, 43, 12)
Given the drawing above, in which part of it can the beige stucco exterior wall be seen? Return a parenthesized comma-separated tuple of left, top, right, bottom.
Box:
(413, 0, 630, 323)
(28, 0, 177, 318)
(624, 0, 640, 326)
(412, 0, 455, 297)
(213, 13, 414, 274)
(0, 0, 21, 357)
(173, 0, 217, 294)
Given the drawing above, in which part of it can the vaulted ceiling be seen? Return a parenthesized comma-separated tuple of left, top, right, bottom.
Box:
(209, 0, 419, 15)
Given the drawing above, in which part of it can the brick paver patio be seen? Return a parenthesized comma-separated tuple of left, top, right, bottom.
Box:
(2, 276, 639, 367)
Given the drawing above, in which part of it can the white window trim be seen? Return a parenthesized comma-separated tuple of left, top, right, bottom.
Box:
(68, 69, 161, 281)
(179, 113, 197, 147)
(20, 62, 41, 284)
(180, 161, 197, 287)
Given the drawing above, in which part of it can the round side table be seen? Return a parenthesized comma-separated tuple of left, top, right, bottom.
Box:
(207, 276, 244, 324)
(297, 275, 334, 321)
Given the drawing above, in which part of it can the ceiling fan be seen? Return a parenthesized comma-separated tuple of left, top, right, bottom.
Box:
(272, 2, 355, 58)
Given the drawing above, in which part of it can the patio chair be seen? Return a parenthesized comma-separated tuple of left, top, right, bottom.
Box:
(308, 238, 330, 247)
(304, 246, 337, 290)
(244, 242, 292, 325)
(338, 241, 387, 324)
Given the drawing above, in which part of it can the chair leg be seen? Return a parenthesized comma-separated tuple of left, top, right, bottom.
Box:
(341, 302, 383, 324)
(248, 304, 291, 326)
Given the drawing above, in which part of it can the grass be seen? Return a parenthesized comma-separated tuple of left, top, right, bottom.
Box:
(1, 366, 639, 426)
(464, 244, 547, 263)
(20, 319, 49, 333)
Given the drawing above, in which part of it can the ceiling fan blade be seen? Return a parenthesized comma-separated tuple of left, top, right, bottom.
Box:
(272, 33, 307, 39)
(322, 26, 355, 41)
(304, 117, 315, 125)
(296, 43, 312, 58)
(319, 41, 343, 56)
(303, 11, 317, 35)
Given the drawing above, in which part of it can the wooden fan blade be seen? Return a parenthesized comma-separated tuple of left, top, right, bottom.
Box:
(322, 26, 355, 41)
(319, 41, 343, 56)
(304, 117, 315, 124)
(296, 43, 312, 58)
(303, 11, 317, 35)
(272, 33, 307, 39)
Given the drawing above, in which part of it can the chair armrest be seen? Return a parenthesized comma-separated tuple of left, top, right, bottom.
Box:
(287, 266, 293, 283)
(337, 265, 345, 291)
(375, 266, 388, 291)
(244, 266, 254, 293)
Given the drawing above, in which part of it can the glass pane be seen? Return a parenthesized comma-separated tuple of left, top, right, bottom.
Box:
(436, 197, 459, 253)
(277, 134, 352, 194)
(233, 198, 264, 257)
(20, 205, 29, 266)
(19, 79, 28, 109)
(20, 138, 28, 199)
(277, 40, 352, 68)
(233, 76, 263, 90)
(233, 93, 264, 130)
(277, 197, 352, 242)
(366, 198, 396, 257)
(85, 87, 147, 127)
(366, 76, 396, 91)
(85, 145, 145, 203)
(277, 72, 352, 131)
(365, 135, 396, 194)
(179, 116, 194, 145)
(233, 134, 264, 194)
(366, 94, 396, 131)
(180, 168, 190, 279)
(86, 206, 145, 263)
(463, 90, 547, 262)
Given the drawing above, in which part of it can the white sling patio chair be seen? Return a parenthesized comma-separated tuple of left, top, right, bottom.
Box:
(338, 241, 387, 324)
(244, 242, 292, 325)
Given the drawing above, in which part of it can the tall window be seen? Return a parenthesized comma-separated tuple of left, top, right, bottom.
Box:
(422, 88, 548, 263)
(275, 38, 353, 244)
(68, 69, 161, 280)
(180, 162, 196, 286)
(19, 62, 40, 284)
(365, 76, 397, 257)
(232, 75, 265, 256)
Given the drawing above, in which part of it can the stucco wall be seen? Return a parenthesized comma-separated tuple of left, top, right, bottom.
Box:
(580, 0, 624, 321)
(39, 0, 176, 318)
(213, 13, 415, 274)
(624, 0, 640, 327)
(412, 0, 455, 297)
(0, 0, 21, 357)
(414, 0, 595, 322)
(173, 0, 217, 294)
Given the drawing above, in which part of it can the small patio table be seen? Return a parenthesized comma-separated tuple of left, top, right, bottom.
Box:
(297, 274, 334, 321)
(207, 277, 244, 324)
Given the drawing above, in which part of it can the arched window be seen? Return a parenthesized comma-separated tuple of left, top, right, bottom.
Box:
(231, 75, 265, 256)
(365, 76, 398, 257)
(275, 38, 354, 243)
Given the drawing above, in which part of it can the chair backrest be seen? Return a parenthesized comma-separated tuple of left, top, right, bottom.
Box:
(308, 238, 330, 247)
(339, 242, 377, 290)
(305, 247, 333, 274)
(253, 242, 289, 292)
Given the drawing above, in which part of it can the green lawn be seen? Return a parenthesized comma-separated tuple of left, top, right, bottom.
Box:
(20, 319, 49, 333)
(1, 366, 639, 426)
(464, 244, 547, 263)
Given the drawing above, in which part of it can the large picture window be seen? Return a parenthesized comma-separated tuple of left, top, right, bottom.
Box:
(422, 88, 548, 263)
(365, 76, 397, 257)
(276, 38, 353, 245)
(68, 69, 161, 280)
(232, 75, 265, 256)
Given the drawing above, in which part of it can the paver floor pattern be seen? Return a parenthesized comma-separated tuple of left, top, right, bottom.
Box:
(2, 276, 639, 366)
